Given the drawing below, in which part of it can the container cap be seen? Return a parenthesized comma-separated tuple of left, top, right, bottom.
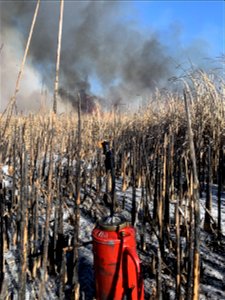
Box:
(97, 214, 130, 231)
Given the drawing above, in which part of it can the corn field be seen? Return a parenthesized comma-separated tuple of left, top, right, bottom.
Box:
(0, 70, 225, 299)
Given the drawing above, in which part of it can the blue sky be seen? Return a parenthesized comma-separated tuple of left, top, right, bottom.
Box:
(2, 0, 224, 101)
(131, 0, 224, 57)
(91, 0, 224, 95)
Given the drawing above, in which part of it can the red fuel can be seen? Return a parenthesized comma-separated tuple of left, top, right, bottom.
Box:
(92, 215, 144, 300)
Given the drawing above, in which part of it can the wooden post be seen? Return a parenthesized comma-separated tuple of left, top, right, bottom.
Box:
(53, 0, 64, 114)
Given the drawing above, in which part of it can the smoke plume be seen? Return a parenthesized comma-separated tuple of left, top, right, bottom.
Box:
(0, 0, 216, 111)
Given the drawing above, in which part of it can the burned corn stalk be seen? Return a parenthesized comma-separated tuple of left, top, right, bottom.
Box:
(71, 93, 82, 300)
(0, 68, 224, 299)
(184, 89, 200, 300)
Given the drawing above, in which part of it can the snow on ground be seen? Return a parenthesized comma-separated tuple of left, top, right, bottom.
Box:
(1, 165, 225, 299)
(200, 185, 225, 235)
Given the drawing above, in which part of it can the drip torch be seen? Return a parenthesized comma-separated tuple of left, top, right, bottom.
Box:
(92, 140, 144, 300)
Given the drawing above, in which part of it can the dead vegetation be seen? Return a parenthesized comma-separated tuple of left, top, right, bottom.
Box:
(0, 70, 225, 299)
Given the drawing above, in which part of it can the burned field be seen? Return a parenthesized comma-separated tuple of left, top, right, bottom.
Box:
(0, 71, 225, 300)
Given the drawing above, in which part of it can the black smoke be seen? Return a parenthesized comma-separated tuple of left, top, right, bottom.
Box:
(0, 0, 216, 110)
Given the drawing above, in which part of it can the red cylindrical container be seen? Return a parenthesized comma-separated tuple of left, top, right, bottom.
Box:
(92, 215, 144, 300)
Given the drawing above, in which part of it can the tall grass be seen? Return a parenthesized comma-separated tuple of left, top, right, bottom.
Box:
(0, 70, 224, 299)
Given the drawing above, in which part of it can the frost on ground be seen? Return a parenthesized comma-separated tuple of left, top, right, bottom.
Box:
(1, 165, 225, 300)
